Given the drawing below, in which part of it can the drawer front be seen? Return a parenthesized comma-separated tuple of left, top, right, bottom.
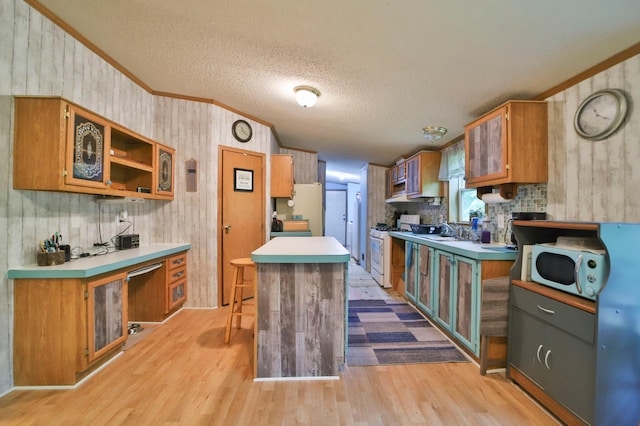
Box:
(511, 285, 595, 343)
(168, 265, 187, 284)
(168, 253, 187, 270)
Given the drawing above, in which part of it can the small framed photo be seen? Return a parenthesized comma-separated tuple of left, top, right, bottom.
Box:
(234, 168, 253, 192)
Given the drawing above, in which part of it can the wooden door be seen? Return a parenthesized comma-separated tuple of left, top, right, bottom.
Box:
(218, 146, 265, 306)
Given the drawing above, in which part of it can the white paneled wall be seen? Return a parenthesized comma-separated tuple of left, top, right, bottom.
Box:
(547, 54, 640, 222)
(0, 0, 277, 395)
(280, 148, 319, 184)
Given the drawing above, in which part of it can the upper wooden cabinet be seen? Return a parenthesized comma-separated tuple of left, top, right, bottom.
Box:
(405, 151, 443, 198)
(270, 154, 294, 198)
(13, 96, 174, 200)
(464, 101, 547, 188)
(386, 161, 407, 198)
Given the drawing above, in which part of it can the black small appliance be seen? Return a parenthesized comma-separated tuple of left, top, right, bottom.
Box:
(116, 234, 140, 250)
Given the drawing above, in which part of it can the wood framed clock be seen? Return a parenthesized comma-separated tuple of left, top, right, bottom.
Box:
(574, 89, 629, 141)
(232, 119, 252, 143)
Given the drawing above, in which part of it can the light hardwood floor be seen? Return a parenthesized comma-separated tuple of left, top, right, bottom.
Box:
(0, 302, 558, 425)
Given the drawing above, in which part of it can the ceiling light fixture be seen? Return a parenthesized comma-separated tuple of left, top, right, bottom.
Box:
(422, 126, 447, 142)
(294, 86, 321, 108)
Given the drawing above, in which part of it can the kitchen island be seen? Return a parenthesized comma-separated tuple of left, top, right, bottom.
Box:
(251, 236, 350, 379)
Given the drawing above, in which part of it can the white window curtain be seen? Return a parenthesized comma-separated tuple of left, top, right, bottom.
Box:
(438, 140, 465, 181)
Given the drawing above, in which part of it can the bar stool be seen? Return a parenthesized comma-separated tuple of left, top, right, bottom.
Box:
(224, 257, 256, 344)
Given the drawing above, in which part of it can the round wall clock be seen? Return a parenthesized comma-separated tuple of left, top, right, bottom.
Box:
(574, 89, 628, 141)
(232, 119, 252, 143)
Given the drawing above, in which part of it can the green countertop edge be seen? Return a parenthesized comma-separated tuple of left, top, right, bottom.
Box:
(270, 231, 313, 237)
(389, 232, 517, 261)
(8, 244, 192, 279)
(251, 253, 351, 264)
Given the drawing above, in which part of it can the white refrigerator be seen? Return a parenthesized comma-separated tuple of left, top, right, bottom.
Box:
(275, 183, 324, 236)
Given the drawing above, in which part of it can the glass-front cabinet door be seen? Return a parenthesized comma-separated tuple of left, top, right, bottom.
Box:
(155, 143, 175, 197)
(65, 104, 111, 188)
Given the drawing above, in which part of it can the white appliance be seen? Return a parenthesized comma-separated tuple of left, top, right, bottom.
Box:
(370, 227, 392, 288)
(398, 214, 420, 231)
(275, 183, 324, 236)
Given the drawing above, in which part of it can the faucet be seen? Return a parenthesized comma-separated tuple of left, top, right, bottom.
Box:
(439, 221, 456, 237)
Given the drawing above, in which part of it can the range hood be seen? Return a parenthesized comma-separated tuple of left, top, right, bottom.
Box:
(386, 194, 443, 204)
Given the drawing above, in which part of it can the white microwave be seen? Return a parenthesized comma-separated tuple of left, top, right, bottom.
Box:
(531, 242, 608, 301)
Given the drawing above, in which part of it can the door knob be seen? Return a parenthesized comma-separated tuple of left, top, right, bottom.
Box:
(224, 225, 231, 233)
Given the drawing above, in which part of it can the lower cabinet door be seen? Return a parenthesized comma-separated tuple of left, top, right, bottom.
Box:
(544, 318, 596, 424)
(452, 255, 478, 353)
(168, 279, 187, 312)
(509, 307, 547, 388)
(416, 245, 434, 315)
(404, 242, 418, 302)
(87, 272, 128, 361)
(434, 250, 453, 330)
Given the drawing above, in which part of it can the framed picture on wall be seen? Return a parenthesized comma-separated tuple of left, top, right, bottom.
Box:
(234, 168, 253, 192)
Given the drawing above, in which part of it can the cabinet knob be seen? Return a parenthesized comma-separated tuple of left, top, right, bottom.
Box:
(106, 179, 112, 185)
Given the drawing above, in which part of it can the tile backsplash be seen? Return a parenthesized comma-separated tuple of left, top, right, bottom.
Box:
(387, 183, 547, 243)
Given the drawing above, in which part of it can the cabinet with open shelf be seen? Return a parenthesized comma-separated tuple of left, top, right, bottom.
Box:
(13, 96, 173, 200)
(508, 220, 640, 425)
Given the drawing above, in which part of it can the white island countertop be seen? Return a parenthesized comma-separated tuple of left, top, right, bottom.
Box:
(252, 236, 350, 263)
(8, 243, 191, 279)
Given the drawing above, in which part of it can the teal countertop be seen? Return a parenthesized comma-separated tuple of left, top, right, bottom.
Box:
(8, 244, 192, 279)
(270, 231, 312, 237)
(390, 231, 518, 261)
(252, 236, 350, 264)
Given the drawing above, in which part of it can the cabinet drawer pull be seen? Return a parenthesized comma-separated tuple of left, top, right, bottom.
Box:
(544, 350, 552, 370)
(172, 258, 184, 266)
(536, 345, 543, 363)
(537, 305, 555, 315)
(172, 271, 184, 279)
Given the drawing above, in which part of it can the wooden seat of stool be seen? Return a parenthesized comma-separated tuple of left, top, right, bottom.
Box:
(224, 258, 256, 344)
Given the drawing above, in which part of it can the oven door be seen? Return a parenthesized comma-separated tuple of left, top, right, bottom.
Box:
(370, 236, 383, 275)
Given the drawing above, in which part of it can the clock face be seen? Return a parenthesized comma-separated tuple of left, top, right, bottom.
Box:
(232, 119, 252, 142)
(574, 89, 627, 140)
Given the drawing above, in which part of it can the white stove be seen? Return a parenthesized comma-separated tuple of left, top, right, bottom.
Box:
(369, 227, 391, 288)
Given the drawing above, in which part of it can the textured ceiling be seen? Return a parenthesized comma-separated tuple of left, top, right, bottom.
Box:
(36, 0, 640, 182)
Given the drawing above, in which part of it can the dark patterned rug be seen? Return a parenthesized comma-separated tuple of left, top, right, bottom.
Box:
(347, 299, 469, 366)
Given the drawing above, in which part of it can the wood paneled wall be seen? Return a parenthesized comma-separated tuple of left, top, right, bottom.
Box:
(546, 54, 640, 222)
(280, 148, 318, 184)
(0, 0, 277, 395)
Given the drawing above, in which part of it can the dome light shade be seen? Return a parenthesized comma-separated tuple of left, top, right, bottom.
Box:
(295, 86, 320, 107)
(422, 126, 447, 142)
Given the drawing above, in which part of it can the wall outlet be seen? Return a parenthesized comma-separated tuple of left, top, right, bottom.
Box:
(497, 214, 505, 228)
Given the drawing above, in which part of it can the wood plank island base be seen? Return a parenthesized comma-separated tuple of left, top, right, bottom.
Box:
(251, 237, 350, 379)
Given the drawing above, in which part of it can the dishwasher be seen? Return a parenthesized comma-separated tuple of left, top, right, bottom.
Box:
(127, 262, 164, 332)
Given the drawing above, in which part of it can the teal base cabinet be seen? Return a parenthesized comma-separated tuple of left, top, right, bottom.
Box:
(394, 232, 515, 370)
(509, 221, 640, 426)
(433, 250, 478, 354)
